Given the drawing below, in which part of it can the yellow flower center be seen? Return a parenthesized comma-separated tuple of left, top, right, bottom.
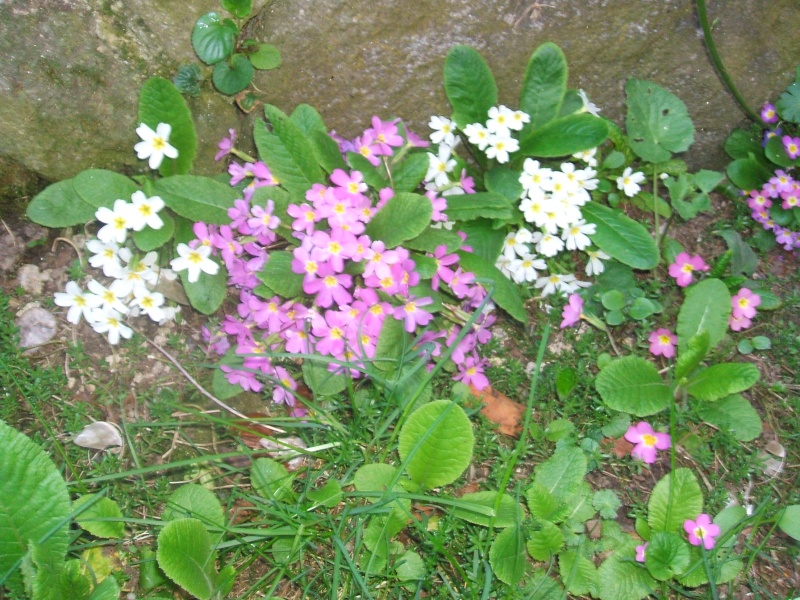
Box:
(642, 434, 657, 447)
(152, 137, 166, 151)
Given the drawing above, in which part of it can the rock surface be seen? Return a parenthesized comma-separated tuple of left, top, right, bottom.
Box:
(1, 0, 799, 199)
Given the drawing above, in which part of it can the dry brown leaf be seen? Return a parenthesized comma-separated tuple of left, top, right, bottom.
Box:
(612, 437, 634, 458)
(469, 385, 526, 437)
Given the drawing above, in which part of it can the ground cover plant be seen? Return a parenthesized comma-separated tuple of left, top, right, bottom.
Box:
(2, 3, 800, 598)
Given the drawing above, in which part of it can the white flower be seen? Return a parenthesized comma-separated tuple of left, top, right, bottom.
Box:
(578, 89, 601, 117)
(90, 308, 132, 345)
(561, 220, 596, 251)
(496, 254, 513, 278)
(130, 287, 166, 322)
(535, 273, 563, 297)
(572, 147, 598, 167)
(485, 134, 519, 164)
(508, 109, 530, 131)
(463, 122, 490, 151)
(171, 243, 219, 283)
(134, 122, 178, 170)
(520, 190, 550, 226)
(501, 230, 531, 260)
(127, 191, 165, 231)
(111, 250, 159, 297)
(428, 115, 457, 147)
(54, 281, 101, 324)
(519, 159, 553, 193)
(508, 253, 546, 283)
(536, 232, 565, 257)
(585, 248, 610, 276)
(95, 199, 134, 244)
(86, 239, 123, 277)
(425, 146, 457, 187)
(88, 279, 129, 314)
(617, 167, 646, 197)
(486, 105, 514, 137)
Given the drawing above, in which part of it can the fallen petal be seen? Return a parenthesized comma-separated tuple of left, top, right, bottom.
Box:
(73, 421, 123, 450)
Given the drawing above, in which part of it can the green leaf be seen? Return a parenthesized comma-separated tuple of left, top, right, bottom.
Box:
(161, 484, 225, 545)
(309, 130, 348, 174)
(520, 113, 608, 157)
(347, 152, 389, 189)
(443, 45, 497, 127)
(694, 169, 725, 193)
(581, 202, 659, 270)
(457, 219, 506, 263)
(307, 480, 342, 509)
(366, 191, 432, 248)
(776, 81, 800, 123)
(724, 129, 762, 159)
(751, 335, 771, 350)
(489, 525, 527, 585)
(452, 491, 523, 528)
(398, 400, 474, 489)
(765, 134, 800, 167)
(525, 483, 569, 522)
(444, 192, 512, 221)
(726, 156, 772, 191)
(559, 549, 598, 596)
(372, 316, 407, 373)
(251, 458, 295, 501)
(674, 331, 710, 381)
(192, 12, 236, 64)
(254, 123, 313, 196)
(555, 367, 578, 400)
(181, 260, 227, 315)
(257, 251, 304, 298)
(778, 505, 800, 541)
(264, 104, 326, 188)
(212, 54, 254, 95)
(153, 175, 239, 224)
(628, 297, 657, 320)
(595, 356, 672, 417)
(530, 446, 587, 503)
(72, 169, 139, 209)
(519, 42, 567, 129)
(697, 394, 762, 441)
(87, 576, 120, 600)
(457, 250, 527, 323)
(138, 77, 197, 176)
(73, 495, 124, 539)
(601, 413, 631, 438)
(403, 227, 463, 254)
(26, 179, 96, 228)
(597, 543, 657, 600)
(485, 167, 524, 202)
(592, 489, 622, 519)
(302, 360, 347, 396)
(156, 518, 223, 600)
(625, 78, 694, 162)
(173, 63, 203, 97)
(676, 278, 732, 353)
(601, 290, 626, 311)
(212, 363, 243, 400)
(644, 531, 690, 580)
(545, 418, 574, 442)
(717, 229, 758, 276)
(352, 465, 410, 536)
(220, 0, 252, 19)
(291, 104, 327, 136)
(524, 569, 565, 599)
(395, 550, 425, 581)
(391, 152, 430, 192)
(526, 520, 563, 561)
(648, 468, 703, 533)
(0, 420, 70, 584)
(134, 212, 174, 251)
(684, 363, 760, 401)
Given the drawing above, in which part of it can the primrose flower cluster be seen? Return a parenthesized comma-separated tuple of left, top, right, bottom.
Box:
(54, 124, 183, 344)
(203, 118, 497, 408)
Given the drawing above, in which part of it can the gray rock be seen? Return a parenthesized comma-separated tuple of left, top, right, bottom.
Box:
(15, 305, 58, 348)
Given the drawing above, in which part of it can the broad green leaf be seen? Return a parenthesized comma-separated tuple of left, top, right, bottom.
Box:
(628, 297, 657, 320)
(581, 202, 659, 270)
(776, 81, 800, 123)
(443, 45, 497, 127)
(257, 251, 304, 298)
(597, 543, 657, 600)
(457, 219, 506, 263)
(555, 367, 578, 400)
(138, 77, 197, 176)
(765, 134, 800, 168)
(694, 169, 725, 193)
(72, 169, 139, 209)
(595, 356, 672, 416)
(601, 413, 631, 439)
(525, 482, 570, 523)
(156, 518, 223, 600)
(87, 576, 120, 600)
(181, 260, 227, 315)
(162, 484, 225, 545)
(625, 78, 694, 162)
(725, 156, 771, 191)
(724, 128, 762, 160)
(526, 520, 563, 560)
(0, 420, 70, 584)
(485, 167, 524, 202)
(251, 458, 295, 501)
(153, 175, 239, 224)
(489, 525, 527, 585)
(192, 12, 236, 64)
(264, 104, 325, 185)
(212, 54, 254, 95)
(291, 104, 327, 136)
(525, 569, 565, 599)
(302, 360, 347, 396)
(307, 480, 342, 509)
(644, 532, 690, 580)
(250, 43, 281, 70)
(352, 464, 410, 536)
(212, 363, 243, 400)
(697, 394, 762, 441)
(531, 446, 586, 503)
(26, 179, 96, 228)
(56, 559, 91, 599)
(559, 549, 598, 596)
(677, 547, 742, 587)
(309, 130, 348, 174)
(221, 0, 252, 19)
(254, 121, 314, 196)
(457, 250, 527, 323)
(403, 227, 463, 254)
(674, 331, 710, 381)
(444, 192, 512, 221)
(684, 363, 760, 401)
(452, 491, 523, 528)
(520, 113, 608, 157)
(73, 495, 125, 539)
(372, 316, 408, 373)
(520, 42, 567, 129)
(134, 212, 175, 252)
(366, 191, 432, 248)
(592, 489, 622, 519)
(346, 152, 389, 190)
(717, 229, 758, 276)
(545, 418, 574, 442)
(648, 468, 703, 533)
(391, 152, 430, 192)
(676, 278, 732, 353)
(778, 505, 800, 541)
(601, 290, 626, 311)
(398, 400, 473, 489)
(173, 63, 203, 97)
(395, 550, 425, 581)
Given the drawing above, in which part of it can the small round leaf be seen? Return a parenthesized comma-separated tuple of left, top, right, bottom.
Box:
(250, 43, 282, 70)
(212, 54, 255, 95)
(192, 12, 236, 65)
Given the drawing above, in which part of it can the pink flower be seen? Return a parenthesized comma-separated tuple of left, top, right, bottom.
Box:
(668, 252, 709, 287)
(624, 422, 671, 464)
(782, 135, 800, 160)
(635, 543, 648, 563)
(393, 296, 434, 333)
(760, 103, 778, 124)
(729, 314, 753, 331)
(453, 355, 489, 390)
(731, 288, 761, 319)
(560, 294, 583, 329)
(215, 128, 236, 161)
(684, 514, 720, 550)
(648, 328, 677, 358)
